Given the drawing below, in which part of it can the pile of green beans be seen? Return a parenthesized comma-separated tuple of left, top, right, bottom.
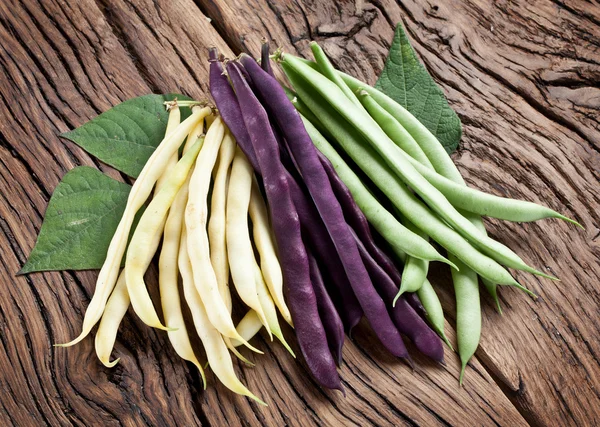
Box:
(277, 42, 580, 382)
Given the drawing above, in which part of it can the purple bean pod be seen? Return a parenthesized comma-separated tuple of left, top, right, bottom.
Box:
(239, 55, 407, 359)
(319, 151, 403, 285)
(307, 249, 345, 366)
(285, 170, 363, 333)
(209, 48, 260, 170)
(404, 292, 427, 318)
(227, 61, 342, 391)
(261, 42, 275, 77)
(352, 229, 444, 362)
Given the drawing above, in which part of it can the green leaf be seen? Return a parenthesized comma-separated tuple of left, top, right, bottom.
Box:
(19, 167, 137, 274)
(61, 94, 192, 178)
(376, 23, 462, 154)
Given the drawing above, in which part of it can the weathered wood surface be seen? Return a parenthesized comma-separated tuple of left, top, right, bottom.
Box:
(0, 0, 598, 425)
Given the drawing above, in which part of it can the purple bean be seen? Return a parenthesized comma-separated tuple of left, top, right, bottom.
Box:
(352, 229, 444, 362)
(240, 54, 408, 359)
(404, 292, 427, 318)
(286, 171, 363, 332)
(209, 48, 260, 170)
(261, 42, 275, 77)
(307, 250, 345, 365)
(318, 151, 403, 286)
(227, 61, 342, 391)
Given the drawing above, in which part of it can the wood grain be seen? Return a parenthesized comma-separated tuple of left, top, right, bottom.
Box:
(0, 0, 598, 425)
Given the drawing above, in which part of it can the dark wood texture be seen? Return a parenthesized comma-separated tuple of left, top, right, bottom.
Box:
(0, 0, 598, 425)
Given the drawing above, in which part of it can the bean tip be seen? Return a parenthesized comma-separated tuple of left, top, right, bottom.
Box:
(101, 357, 121, 368)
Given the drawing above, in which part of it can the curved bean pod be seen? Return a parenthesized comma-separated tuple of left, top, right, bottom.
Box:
(417, 280, 453, 350)
(208, 130, 236, 313)
(452, 257, 482, 385)
(248, 177, 292, 325)
(254, 261, 295, 357)
(226, 147, 270, 333)
(307, 250, 345, 365)
(318, 150, 403, 284)
(158, 121, 206, 374)
(94, 270, 129, 368)
(397, 219, 429, 300)
(352, 230, 442, 361)
(310, 42, 362, 108)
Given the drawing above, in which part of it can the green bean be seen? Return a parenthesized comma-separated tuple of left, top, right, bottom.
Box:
(396, 219, 429, 301)
(291, 89, 519, 287)
(57, 107, 209, 347)
(416, 279, 453, 350)
(310, 42, 362, 108)
(403, 152, 580, 224)
(282, 55, 557, 279)
(357, 90, 433, 169)
(452, 257, 481, 385)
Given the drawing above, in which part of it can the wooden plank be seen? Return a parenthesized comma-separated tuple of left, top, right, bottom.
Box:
(193, 0, 600, 425)
(0, 0, 526, 425)
(0, 0, 597, 425)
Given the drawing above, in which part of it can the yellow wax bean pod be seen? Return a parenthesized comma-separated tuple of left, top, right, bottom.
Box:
(58, 106, 210, 347)
(179, 231, 261, 402)
(231, 310, 263, 348)
(94, 270, 129, 368)
(248, 177, 292, 326)
(254, 262, 295, 357)
(126, 137, 204, 330)
(226, 148, 270, 335)
(185, 119, 261, 352)
(208, 131, 236, 313)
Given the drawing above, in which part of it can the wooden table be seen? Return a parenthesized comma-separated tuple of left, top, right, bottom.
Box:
(1, 0, 599, 425)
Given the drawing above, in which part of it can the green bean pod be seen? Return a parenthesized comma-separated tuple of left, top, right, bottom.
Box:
(310, 42, 363, 108)
(416, 279, 453, 349)
(396, 219, 429, 302)
(451, 257, 482, 385)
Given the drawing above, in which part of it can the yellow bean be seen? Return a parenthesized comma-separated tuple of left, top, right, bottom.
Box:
(208, 132, 236, 313)
(254, 262, 295, 357)
(226, 148, 270, 334)
(94, 270, 129, 367)
(126, 137, 204, 330)
(185, 119, 261, 352)
(248, 177, 292, 325)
